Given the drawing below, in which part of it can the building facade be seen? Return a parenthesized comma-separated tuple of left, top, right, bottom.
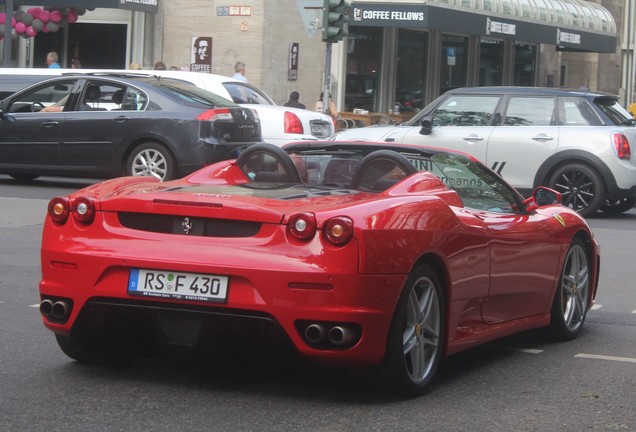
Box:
(1, 0, 631, 113)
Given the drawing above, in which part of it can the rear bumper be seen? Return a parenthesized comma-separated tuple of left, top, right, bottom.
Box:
(40, 217, 406, 367)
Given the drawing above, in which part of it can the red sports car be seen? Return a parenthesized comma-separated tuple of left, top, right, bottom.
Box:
(39, 142, 600, 396)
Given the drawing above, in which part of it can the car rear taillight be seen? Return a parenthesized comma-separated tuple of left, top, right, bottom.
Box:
(287, 213, 317, 241)
(196, 108, 234, 121)
(48, 197, 70, 224)
(71, 197, 96, 224)
(613, 133, 632, 160)
(324, 217, 354, 246)
(284, 111, 304, 134)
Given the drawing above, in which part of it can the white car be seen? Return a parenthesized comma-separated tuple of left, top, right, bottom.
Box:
(0, 68, 335, 147)
(334, 86, 636, 217)
(129, 70, 334, 146)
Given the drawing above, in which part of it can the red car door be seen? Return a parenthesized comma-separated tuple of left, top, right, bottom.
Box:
(471, 209, 564, 323)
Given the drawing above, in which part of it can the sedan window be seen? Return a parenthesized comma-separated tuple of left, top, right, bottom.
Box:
(223, 83, 274, 105)
(7, 80, 75, 113)
(432, 95, 500, 126)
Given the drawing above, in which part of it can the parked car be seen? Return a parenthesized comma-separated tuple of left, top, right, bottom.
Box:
(0, 74, 261, 181)
(39, 141, 599, 396)
(146, 70, 335, 146)
(333, 86, 636, 217)
(0, 68, 335, 146)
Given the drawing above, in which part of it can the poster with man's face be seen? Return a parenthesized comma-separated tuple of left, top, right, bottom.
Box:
(191, 36, 212, 73)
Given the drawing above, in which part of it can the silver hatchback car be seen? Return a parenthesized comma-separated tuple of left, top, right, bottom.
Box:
(334, 86, 636, 217)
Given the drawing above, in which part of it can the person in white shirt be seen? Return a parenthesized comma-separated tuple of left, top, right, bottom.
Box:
(232, 61, 247, 82)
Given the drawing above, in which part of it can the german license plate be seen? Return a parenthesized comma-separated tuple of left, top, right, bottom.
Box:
(128, 268, 228, 303)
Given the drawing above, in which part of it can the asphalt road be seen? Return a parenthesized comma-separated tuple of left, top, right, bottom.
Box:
(1, 175, 635, 432)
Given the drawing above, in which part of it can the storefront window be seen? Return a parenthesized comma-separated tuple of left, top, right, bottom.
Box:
(513, 43, 537, 86)
(396, 30, 428, 113)
(439, 35, 468, 94)
(479, 38, 504, 86)
(344, 27, 383, 112)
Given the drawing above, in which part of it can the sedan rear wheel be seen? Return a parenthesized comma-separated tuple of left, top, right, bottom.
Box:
(127, 142, 177, 181)
(379, 265, 445, 397)
(547, 163, 604, 218)
(549, 238, 590, 340)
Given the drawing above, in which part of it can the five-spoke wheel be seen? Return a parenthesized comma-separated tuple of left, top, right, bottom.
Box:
(380, 265, 444, 396)
(549, 238, 590, 340)
(548, 163, 604, 218)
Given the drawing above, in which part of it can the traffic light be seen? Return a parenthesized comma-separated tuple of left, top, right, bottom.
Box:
(322, 0, 350, 43)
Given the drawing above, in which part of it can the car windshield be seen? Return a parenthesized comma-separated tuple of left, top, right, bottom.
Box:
(222, 82, 274, 105)
(158, 81, 239, 108)
(593, 97, 635, 126)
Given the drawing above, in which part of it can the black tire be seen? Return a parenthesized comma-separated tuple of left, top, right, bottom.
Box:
(549, 238, 590, 341)
(600, 196, 636, 214)
(55, 333, 136, 365)
(547, 163, 604, 218)
(9, 174, 39, 181)
(379, 264, 445, 397)
(126, 142, 177, 181)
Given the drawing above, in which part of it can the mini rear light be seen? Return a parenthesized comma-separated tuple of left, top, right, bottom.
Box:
(48, 197, 70, 224)
(323, 216, 354, 246)
(71, 197, 96, 224)
(284, 111, 304, 134)
(196, 108, 233, 121)
(287, 212, 317, 241)
(613, 133, 632, 160)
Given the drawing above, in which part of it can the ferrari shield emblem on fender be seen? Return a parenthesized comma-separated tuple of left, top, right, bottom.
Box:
(554, 214, 566, 227)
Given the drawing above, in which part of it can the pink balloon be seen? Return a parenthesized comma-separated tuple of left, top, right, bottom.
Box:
(26, 26, 37, 37)
(67, 11, 78, 24)
(27, 8, 40, 18)
(41, 24, 49, 33)
(50, 10, 62, 23)
(39, 10, 50, 23)
(0, 13, 5, 25)
(15, 22, 26, 33)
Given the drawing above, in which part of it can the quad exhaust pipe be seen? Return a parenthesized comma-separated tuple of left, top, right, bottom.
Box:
(40, 298, 72, 322)
(303, 322, 360, 349)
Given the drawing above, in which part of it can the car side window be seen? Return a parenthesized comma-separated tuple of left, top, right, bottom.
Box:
(76, 83, 147, 112)
(559, 97, 600, 126)
(430, 153, 520, 213)
(8, 80, 75, 113)
(432, 95, 500, 127)
(504, 96, 555, 126)
(223, 83, 273, 105)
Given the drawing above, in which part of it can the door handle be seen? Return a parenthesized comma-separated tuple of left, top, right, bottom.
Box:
(532, 134, 554, 141)
(115, 116, 131, 123)
(463, 134, 484, 142)
(41, 121, 59, 127)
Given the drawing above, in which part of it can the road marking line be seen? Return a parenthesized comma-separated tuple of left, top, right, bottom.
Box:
(29, 304, 39, 308)
(575, 354, 636, 364)
(632, 309, 636, 314)
(496, 347, 543, 354)
(591, 304, 602, 310)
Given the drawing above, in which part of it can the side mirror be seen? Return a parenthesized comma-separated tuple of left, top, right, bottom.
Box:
(419, 115, 432, 135)
(523, 186, 562, 212)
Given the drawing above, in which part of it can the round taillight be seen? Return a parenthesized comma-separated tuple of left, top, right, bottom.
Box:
(323, 216, 354, 246)
(48, 197, 70, 224)
(287, 212, 317, 241)
(71, 197, 96, 224)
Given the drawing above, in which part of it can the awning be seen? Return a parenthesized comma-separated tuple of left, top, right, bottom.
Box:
(3, 0, 158, 13)
(349, 1, 617, 53)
